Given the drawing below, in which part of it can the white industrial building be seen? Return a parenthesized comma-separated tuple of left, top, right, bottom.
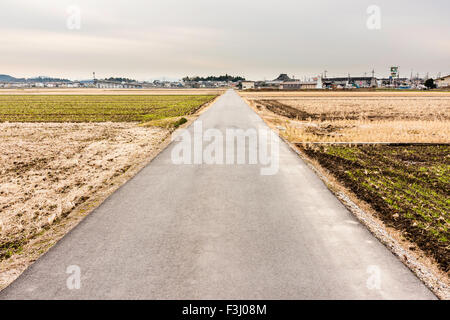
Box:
(95, 80, 142, 89)
(435, 75, 450, 88)
(240, 81, 255, 90)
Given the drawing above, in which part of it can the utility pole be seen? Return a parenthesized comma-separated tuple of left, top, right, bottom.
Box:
(324, 70, 327, 79)
(372, 69, 375, 78)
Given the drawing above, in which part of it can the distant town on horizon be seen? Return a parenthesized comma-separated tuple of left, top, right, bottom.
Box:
(1, 69, 449, 90)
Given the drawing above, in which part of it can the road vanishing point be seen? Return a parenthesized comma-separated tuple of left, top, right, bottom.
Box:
(0, 90, 435, 299)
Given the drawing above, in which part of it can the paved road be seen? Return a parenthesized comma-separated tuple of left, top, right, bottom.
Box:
(1, 90, 435, 299)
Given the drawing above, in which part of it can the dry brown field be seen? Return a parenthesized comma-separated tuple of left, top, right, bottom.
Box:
(0, 92, 220, 288)
(242, 91, 450, 143)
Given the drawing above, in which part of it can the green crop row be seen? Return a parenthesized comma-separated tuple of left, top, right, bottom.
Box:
(301, 144, 450, 272)
(0, 95, 217, 122)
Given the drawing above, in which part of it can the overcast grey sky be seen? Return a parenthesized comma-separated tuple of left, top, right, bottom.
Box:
(1, 0, 449, 80)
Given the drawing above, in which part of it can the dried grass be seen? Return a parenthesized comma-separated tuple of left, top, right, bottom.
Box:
(242, 91, 450, 99)
(283, 119, 450, 143)
(0, 123, 168, 258)
(281, 97, 449, 121)
(243, 92, 450, 143)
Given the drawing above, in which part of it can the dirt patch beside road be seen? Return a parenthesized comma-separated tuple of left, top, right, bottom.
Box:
(0, 123, 168, 288)
(256, 100, 313, 119)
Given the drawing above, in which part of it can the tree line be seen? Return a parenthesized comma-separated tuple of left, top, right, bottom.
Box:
(182, 74, 245, 82)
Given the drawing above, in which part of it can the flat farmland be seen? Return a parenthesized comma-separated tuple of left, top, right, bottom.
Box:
(299, 144, 449, 272)
(0, 95, 217, 122)
(242, 91, 450, 274)
(244, 93, 450, 143)
(0, 92, 219, 288)
(0, 88, 225, 95)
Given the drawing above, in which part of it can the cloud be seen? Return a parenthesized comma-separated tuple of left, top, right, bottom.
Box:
(0, 0, 448, 80)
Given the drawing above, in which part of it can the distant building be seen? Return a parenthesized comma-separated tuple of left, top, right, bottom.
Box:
(280, 81, 300, 90)
(280, 81, 318, 90)
(273, 73, 293, 82)
(379, 77, 409, 88)
(265, 73, 294, 86)
(240, 81, 255, 90)
(322, 77, 377, 88)
(301, 81, 319, 89)
(95, 80, 142, 89)
(435, 75, 450, 88)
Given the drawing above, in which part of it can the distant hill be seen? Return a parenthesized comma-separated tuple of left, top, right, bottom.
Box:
(27, 76, 71, 82)
(0, 74, 70, 83)
(0, 74, 23, 82)
(105, 77, 137, 83)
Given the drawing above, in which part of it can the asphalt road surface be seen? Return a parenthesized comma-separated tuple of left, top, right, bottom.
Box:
(0, 90, 435, 299)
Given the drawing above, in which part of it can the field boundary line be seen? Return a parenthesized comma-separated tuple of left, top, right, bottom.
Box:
(293, 142, 450, 146)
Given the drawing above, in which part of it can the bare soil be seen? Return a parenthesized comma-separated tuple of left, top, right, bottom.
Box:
(0, 123, 168, 274)
(0, 93, 219, 290)
(298, 144, 450, 273)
